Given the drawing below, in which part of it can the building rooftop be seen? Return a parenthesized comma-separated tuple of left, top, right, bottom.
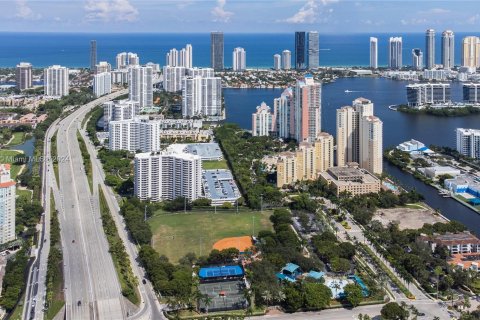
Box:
(422, 232, 480, 246)
(167, 143, 223, 161)
(202, 169, 241, 204)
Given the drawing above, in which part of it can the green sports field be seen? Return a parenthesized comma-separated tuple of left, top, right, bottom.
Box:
(149, 209, 273, 263)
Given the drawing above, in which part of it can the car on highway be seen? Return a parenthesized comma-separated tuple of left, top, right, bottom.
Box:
(142, 279, 147, 284)
(77, 300, 82, 306)
(72, 240, 75, 243)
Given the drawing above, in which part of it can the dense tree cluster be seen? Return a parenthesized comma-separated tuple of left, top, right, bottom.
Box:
(214, 124, 283, 209)
(97, 149, 134, 194)
(311, 231, 355, 273)
(381, 302, 410, 320)
(0, 249, 29, 311)
(85, 106, 103, 146)
(281, 281, 332, 312)
(120, 198, 153, 245)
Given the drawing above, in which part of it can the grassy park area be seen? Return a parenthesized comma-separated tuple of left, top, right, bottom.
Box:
(7, 132, 26, 146)
(0, 149, 24, 178)
(202, 159, 229, 170)
(149, 209, 273, 263)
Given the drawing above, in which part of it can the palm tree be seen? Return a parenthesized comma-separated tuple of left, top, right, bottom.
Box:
(434, 266, 444, 298)
(200, 294, 213, 314)
(261, 290, 273, 307)
(445, 275, 455, 308)
(332, 280, 341, 298)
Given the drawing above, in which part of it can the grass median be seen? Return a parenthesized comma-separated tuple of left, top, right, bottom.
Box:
(45, 191, 65, 320)
(50, 132, 60, 187)
(149, 208, 273, 263)
(99, 188, 140, 305)
(76, 131, 93, 193)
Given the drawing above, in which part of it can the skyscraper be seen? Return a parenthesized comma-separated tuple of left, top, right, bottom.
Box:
(93, 72, 112, 97)
(370, 37, 378, 69)
(184, 44, 193, 68)
(462, 36, 480, 68)
(307, 31, 319, 68)
(163, 66, 186, 92)
(166, 48, 179, 67)
(95, 61, 111, 74)
(232, 47, 246, 71)
(282, 50, 292, 70)
(425, 29, 435, 69)
(182, 76, 222, 117)
(116, 52, 139, 69)
(442, 30, 455, 69)
(273, 54, 281, 70)
(412, 49, 423, 70)
(211, 32, 224, 71)
(90, 40, 97, 71)
(44, 65, 69, 97)
(128, 66, 153, 108)
(252, 102, 274, 136)
(295, 31, 307, 69)
(274, 88, 293, 139)
(15, 62, 32, 91)
(336, 98, 383, 174)
(456, 128, 480, 159)
(388, 37, 402, 69)
(0, 164, 15, 244)
(293, 75, 321, 142)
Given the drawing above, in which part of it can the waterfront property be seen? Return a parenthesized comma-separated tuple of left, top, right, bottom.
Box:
(319, 163, 381, 196)
(445, 175, 480, 205)
(419, 231, 480, 254)
(397, 139, 433, 154)
(406, 83, 451, 108)
(456, 128, 480, 159)
(421, 166, 461, 179)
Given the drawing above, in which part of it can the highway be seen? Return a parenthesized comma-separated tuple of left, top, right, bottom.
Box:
(24, 88, 164, 320)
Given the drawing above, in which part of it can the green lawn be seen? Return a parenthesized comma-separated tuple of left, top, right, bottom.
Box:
(0, 149, 23, 179)
(16, 189, 32, 199)
(7, 132, 26, 146)
(202, 160, 229, 170)
(149, 209, 273, 263)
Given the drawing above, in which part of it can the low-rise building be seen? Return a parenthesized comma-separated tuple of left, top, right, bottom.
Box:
(406, 83, 451, 108)
(202, 169, 241, 206)
(422, 166, 461, 179)
(419, 232, 480, 254)
(319, 163, 381, 196)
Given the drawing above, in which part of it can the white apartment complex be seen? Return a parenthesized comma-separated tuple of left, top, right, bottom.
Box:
(369, 37, 378, 69)
(182, 76, 222, 118)
(109, 117, 162, 153)
(389, 37, 403, 69)
(252, 102, 274, 136)
(129, 66, 153, 108)
(16, 62, 32, 90)
(273, 54, 281, 70)
(163, 66, 186, 92)
(103, 99, 140, 130)
(95, 61, 112, 74)
(0, 164, 15, 244)
(93, 72, 112, 97)
(456, 128, 480, 159)
(282, 50, 291, 70)
(186, 67, 215, 78)
(116, 52, 139, 69)
(233, 47, 246, 71)
(134, 151, 202, 201)
(44, 65, 69, 97)
(274, 88, 293, 139)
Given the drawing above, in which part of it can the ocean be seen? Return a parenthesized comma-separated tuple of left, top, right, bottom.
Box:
(0, 32, 473, 68)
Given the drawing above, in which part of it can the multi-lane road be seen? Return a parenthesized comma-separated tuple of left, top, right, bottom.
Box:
(24, 89, 163, 320)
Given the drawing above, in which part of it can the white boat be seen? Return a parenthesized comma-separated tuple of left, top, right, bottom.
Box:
(345, 90, 352, 93)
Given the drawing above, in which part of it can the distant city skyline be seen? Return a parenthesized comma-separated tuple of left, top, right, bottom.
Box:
(3, 0, 480, 33)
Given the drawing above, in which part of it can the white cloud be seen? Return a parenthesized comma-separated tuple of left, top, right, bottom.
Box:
(211, 0, 233, 23)
(418, 8, 451, 14)
(400, 18, 427, 26)
(467, 14, 480, 24)
(84, 0, 138, 22)
(15, 0, 41, 20)
(284, 0, 318, 24)
(177, 1, 194, 10)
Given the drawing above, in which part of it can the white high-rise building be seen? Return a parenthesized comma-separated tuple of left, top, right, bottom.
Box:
(166, 48, 179, 67)
(103, 99, 140, 130)
(293, 75, 321, 142)
(307, 31, 320, 68)
(282, 50, 292, 70)
(274, 54, 281, 70)
(412, 49, 423, 70)
(370, 37, 378, 69)
(44, 65, 69, 97)
(426, 29, 436, 69)
(109, 117, 162, 152)
(163, 66, 186, 92)
(179, 44, 193, 68)
(252, 102, 274, 137)
(182, 76, 222, 118)
(93, 72, 112, 97)
(0, 164, 15, 244)
(232, 47, 246, 71)
(442, 30, 455, 69)
(134, 151, 202, 201)
(186, 68, 215, 78)
(274, 88, 293, 139)
(336, 98, 382, 174)
(389, 37, 403, 69)
(456, 128, 480, 159)
(95, 61, 112, 74)
(129, 66, 153, 108)
(116, 52, 139, 69)
(16, 62, 32, 90)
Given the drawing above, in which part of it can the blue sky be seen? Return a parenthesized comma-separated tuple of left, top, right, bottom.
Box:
(2, 0, 480, 33)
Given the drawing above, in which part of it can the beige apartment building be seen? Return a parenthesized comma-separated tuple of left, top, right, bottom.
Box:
(319, 163, 381, 196)
(336, 98, 383, 175)
(276, 133, 334, 187)
(462, 36, 480, 68)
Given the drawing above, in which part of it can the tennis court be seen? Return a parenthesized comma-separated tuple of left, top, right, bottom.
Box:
(198, 280, 247, 312)
(199, 265, 244, 279)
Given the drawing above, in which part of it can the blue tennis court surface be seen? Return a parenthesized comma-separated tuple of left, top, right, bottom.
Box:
(199, 265, 244, 279)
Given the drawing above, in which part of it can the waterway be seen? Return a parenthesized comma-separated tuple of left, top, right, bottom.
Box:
(223, 77, 480, 235)
(8, 136, 35, 170)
